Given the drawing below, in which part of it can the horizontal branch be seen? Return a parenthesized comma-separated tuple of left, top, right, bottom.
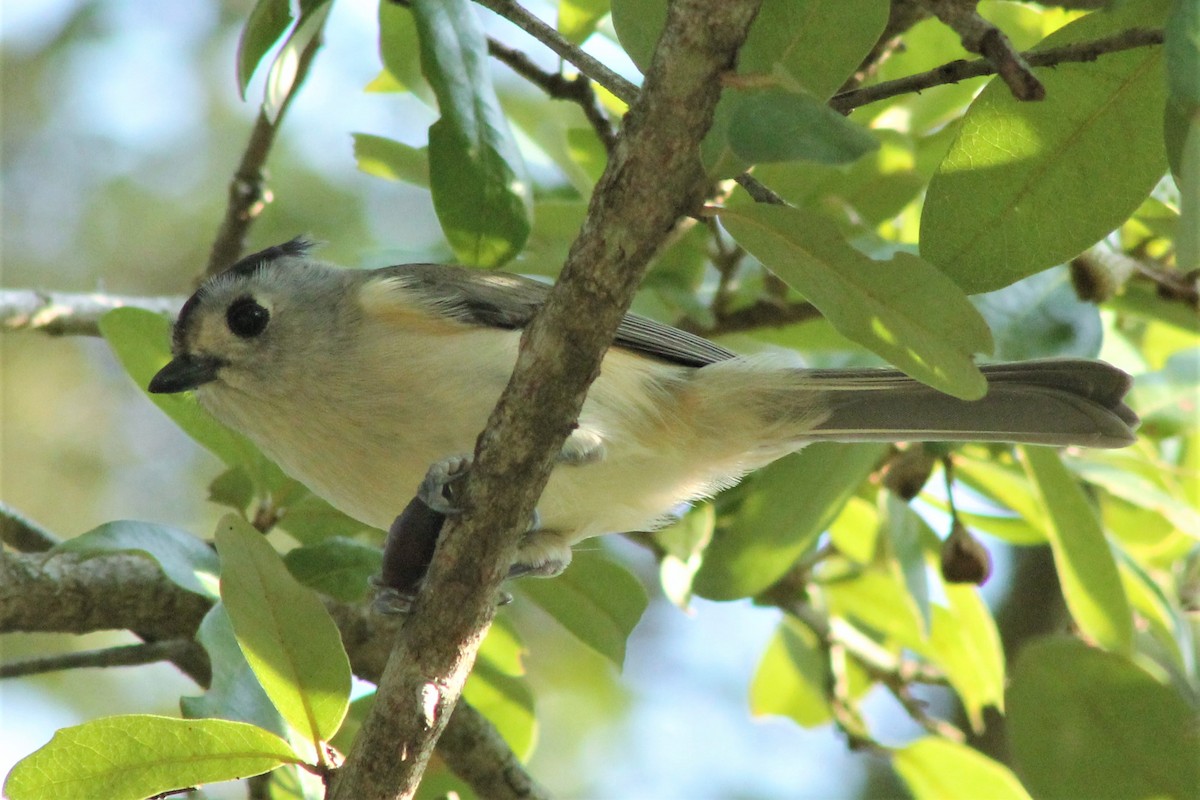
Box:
(0, 639, 202, 679)
(831, 27, 1163, 112)
(0, 289, 183, 337)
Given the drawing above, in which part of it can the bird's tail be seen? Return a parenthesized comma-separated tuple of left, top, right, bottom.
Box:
(803, 358, 1138, 448)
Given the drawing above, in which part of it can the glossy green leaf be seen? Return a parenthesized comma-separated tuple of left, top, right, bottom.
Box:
(57, 520, 220, 599)
(739, 0, 888, 99)
(263, 2, 330, 123)
(377, 1, 429, 97)
(1021, 446, 1133, 654)
(209, 466, 254, 512)
(727, 89, 879, 165)
(1066, 457, 1200, 540)
(922, 1, 1170, 293)
(412, 0, 532, 267)
(216, 514, 351, 746)
(463, 616, 536, 759)
(824, 569, 928, 647)
(920, 585, 1006, 730)
(694, 443, 886, 600)
(1008, 637, 1200, 800)
(558, 0, 609, 45)
(237, 0, 293, 98)
(719, 204, 992, 398)
(971, 267, 1102, 361)
(1166, 0, 1200, 108)
(885, 494, 933, 630)
(952, 454, 1048, 544)
(750, 617, 832, 727)
(609, 0, 666, 73)
(283, 537, 382, 602)
(353, 133, 430, 187)
(182, 604, 288, 737)
(517, 549, 648, 667)
(894, 736, 1032, 800)
(100, 308, 289, 493)
(3, 715, 299, 800)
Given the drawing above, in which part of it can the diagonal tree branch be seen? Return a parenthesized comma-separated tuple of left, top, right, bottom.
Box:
(328, 2, 764, 797)
(831, 27, 1163, 113)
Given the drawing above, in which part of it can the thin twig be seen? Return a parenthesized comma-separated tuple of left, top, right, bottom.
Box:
(0, 289, 183, 337)
(205, 23, 325, 277)
(677, 299, 822, 336)
(832, 27, 1163, 112)
(920, 0, 1043, 101)
(0, 640, 201, 679)
(471, 0, 640, 105)
(487, 37, 617, 151)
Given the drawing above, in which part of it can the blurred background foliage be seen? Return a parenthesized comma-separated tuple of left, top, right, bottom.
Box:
(2, 0, 1198, 798)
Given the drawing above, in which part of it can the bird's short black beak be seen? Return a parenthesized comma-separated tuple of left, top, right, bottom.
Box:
(148, 354, 224, 394)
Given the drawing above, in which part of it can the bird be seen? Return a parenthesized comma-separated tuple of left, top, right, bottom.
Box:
(149, 238, 1138, 578)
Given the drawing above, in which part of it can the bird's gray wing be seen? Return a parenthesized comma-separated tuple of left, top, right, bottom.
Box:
(385, 263, 735, 368)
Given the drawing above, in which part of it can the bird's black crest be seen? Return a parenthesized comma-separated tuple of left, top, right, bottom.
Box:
(173, 236, 316, 351)
(224, 236, 316, 279)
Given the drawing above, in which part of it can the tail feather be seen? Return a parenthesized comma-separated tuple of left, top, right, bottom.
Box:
(806, 358, 1137, 448)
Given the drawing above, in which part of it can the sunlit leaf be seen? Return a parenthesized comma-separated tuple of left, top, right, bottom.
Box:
(216, 514, 351, 746)
(719, 203, 992, 398)
(922, 0, 1170, 293)
(894, 736, 1032, 800)
(464, 616, 536, 759)
(3, 716, 299, 800)
(1021, 446, 1133, 654)
(693, 443, 887, 600)
(558, 0, 609, 45)
(750, 617, 832, 727)
(353, 133, 430, 187)
(237, 0, 293, 98)
(517, 549, 648, 667)
(182, 604, 288, 737)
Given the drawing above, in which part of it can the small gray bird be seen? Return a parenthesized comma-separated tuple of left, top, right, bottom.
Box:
(150, 238, 1137, 577)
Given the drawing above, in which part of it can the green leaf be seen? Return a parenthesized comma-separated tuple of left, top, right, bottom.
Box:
(237, 0, 293, 98)
(276, 490, 373, 545)
(412, 0, 532, 267)
(558, 0, 609, 45)
(1021, 446, 1133, 653)
(353, 133, 430, 187)
(209, 466, 254, 512)
(750, 617, 832, 727)
(182, 604, 289, 737)
(971, 267, 1102, 361)
(694, 443, 887, 600)
(825, 569, 928, 647)
(727, 89, 879, 165)
(517, 549, 648, 667)
(262, 2, 330, 123)
(1008, 637, 1200, 800)
(654, 504, 715, 609)
(3, 715, 300, 800)
(377, 1, 430, 98)
(100, 308, 289, 493)
(921, 1, 1170, 293)
(920, 585, 1006, 731)
(719, 204, 992, 399)
(738, 0, 889, 100)
(463, 616, 537, 759)
(57, 520, 220, 600)
(1166, 0, 1200, 108)
(609, 0, 666, 73)
(215, 514, 351, 746)
(283, 538, 382, 602)
(893, 736, 1032, 800)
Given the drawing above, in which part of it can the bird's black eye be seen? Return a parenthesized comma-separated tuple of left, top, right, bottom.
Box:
(226, 296, 270, 339)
